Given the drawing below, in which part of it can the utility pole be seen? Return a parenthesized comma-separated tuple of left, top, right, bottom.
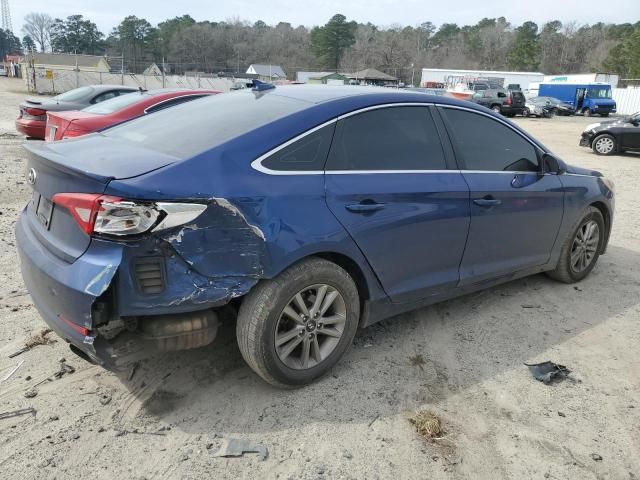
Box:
(1, 0, 12, 34)
(121, 55, 124, 85)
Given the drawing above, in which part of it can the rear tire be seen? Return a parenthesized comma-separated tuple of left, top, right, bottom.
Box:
(523, 107, 530, 117)
(546, 207, 604, 284)
(592, 134, 617, 155)
(236, 258, 360, 387)
(583, 109, 592, 117)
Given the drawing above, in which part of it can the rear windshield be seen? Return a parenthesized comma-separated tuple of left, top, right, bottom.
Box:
(103, 91, 309, 157)
(83, 92, 145, 114)
(54, 86, 93, 102)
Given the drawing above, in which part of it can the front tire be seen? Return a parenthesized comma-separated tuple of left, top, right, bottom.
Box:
(236, 258, 360, 387)
(592, 134, 617, 155)
(491, 105, 502, 114)
(547, 207, 604, 283)
(583, 108, 592, 117)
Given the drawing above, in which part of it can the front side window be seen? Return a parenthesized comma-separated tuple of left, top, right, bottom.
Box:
(588, 88, 612, 99)
(442, 108, 539, 172)
(325, 106, 447, 171)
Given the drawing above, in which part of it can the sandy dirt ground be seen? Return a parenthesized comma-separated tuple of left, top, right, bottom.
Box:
(0, 76, 638, 479)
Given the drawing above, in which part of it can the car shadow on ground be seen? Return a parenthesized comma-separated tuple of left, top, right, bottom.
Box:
(112, 244, 639, 435)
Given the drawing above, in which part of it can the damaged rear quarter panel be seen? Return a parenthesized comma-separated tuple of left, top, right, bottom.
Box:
(104, 108, 389, 315)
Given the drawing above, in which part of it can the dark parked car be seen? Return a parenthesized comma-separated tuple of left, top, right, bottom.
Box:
(17, 86, 615, 387)
(471, 88, 526, 116)
(524, 97, 558, 118)
(526, 96, 575, 116)
(16, 85, 138, 139)
(580, 111, 640, 155)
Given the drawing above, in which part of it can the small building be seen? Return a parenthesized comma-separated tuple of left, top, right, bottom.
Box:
(143, 62, 170, 76)
(348, 68, 398, 86)
(307, 72, 348, 85)
(246, 64, 286, 81)
(28, 53, 111, 73)
(296, 71, 332, 83)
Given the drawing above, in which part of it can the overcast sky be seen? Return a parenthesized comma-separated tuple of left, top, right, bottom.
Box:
(12, 0, 640, 35)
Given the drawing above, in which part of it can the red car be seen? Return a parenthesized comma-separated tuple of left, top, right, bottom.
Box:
(16, 85, 139, 139)
(45, 89, 220, 141)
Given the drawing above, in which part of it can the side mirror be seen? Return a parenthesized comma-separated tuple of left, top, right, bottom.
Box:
(543, 153, 567, 174)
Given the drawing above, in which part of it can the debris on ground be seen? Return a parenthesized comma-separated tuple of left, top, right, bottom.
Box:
(0, 407, 36, 420)
(53, 358, 76, 379)
(99, 393, 112, 406)
(591, 453, 603, 461)
(409, 353, 426, 370)
(524, 361, 571, 384)
(1, 359, 24, 382)
(8, 328, 54, 358)
(24, 388, 38, 398)
(409, 410, 443, 440)
(521, 304, 542, 309)
(212, 438, 268, 461)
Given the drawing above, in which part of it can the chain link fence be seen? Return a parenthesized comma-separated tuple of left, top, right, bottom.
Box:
(22, 66, 235, 95)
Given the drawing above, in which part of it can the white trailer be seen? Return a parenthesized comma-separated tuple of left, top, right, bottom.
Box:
(420, 68, 544, 90)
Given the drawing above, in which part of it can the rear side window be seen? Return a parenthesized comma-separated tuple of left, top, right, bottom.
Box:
(442, 108, 539, 172)
(326, 106, 446, 171)
(262, 124, 335, 171)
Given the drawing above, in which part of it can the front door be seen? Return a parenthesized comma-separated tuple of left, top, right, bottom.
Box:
(575, 88, 586, 110)
(620, 118, 640, 150)
(440, 107, 564, 284)
(324, 105, 470, 303)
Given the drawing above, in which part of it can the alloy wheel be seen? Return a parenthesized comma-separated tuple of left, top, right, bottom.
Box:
(594, 136, 615, 155)
(275, 284, 346, 370)
(570, 220, 600, 273)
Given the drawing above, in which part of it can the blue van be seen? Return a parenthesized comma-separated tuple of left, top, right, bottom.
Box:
(538, 82, 616, 117)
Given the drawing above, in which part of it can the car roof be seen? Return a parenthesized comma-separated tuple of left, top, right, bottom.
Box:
(255, 84, 483, 110)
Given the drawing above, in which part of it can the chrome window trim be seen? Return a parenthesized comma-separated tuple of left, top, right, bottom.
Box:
(250, 102, 547, 176)
(250, 118, 338, 175)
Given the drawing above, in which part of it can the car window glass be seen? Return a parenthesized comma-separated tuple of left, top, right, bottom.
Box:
(145, 95, 206, 114)
(83, 92, 147, 114)
(443, 108, 539, 172)
(104, 91, 308, 158)
(262, 124, 335, 171)
(326, 106, 446, 171)
(54, 86, 93, 102)
(93, 91, 119, 104)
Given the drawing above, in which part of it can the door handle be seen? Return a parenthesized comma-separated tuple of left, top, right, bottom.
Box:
(345, 202, 386, 213)
(473, 197, 502, 207)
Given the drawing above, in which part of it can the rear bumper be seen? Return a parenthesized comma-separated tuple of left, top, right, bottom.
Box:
(16, 210, 123, 367)
(16, 118, 46, 139)
(500, 105, 525, 115)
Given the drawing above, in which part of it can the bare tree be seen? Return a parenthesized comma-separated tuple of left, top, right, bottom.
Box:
(22, 12, 54, 52)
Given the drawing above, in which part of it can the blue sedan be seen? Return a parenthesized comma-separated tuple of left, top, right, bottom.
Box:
(16, 85, 615, 386)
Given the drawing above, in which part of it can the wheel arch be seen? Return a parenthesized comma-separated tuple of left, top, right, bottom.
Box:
(590, 200, 612, 253)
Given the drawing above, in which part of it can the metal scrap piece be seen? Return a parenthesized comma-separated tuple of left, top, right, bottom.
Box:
(212, 438, 268, 461)
(0, 407, 36, 420)
(525, 361, 571, 384)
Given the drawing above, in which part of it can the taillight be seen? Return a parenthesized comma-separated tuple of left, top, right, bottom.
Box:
(62, 122, 90, 139)
(506, 96, 512, 105)
(22, 107, 47, 120)
(25, 107, 46, 116)
(52, 193, 206, 237)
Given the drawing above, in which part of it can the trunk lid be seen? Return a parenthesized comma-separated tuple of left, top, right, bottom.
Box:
(46, 111, 97, 141)
(22, 137, 178, 263)
(510, 91, 525, 107)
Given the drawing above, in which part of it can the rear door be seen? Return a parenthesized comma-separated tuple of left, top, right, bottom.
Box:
(439, 106, 564, 284)
(325, 105, 470, 303)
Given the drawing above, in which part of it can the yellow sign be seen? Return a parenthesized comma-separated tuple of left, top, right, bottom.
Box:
(45, 70, 53, 79)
